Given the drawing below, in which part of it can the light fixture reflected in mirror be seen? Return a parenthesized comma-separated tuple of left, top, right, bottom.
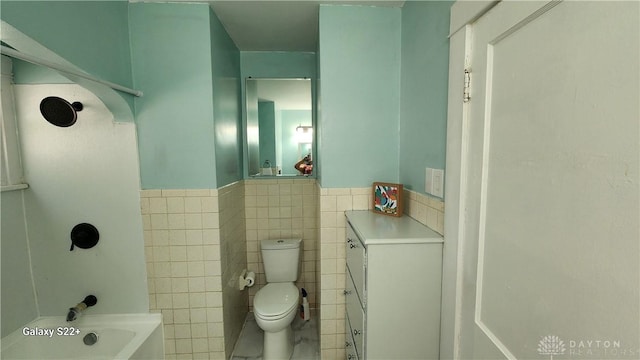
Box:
(296, 125, 313, 143)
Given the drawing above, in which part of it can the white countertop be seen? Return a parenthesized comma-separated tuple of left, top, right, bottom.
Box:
(345, 210, 444, 245)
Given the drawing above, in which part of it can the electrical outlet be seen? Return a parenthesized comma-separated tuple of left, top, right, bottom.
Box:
(432, 169, 444, 198)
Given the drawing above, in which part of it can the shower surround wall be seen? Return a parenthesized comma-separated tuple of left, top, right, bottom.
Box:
(142, 182, 246, 359)
(1, 83, 148, 336)
(1, 190, 37, 337)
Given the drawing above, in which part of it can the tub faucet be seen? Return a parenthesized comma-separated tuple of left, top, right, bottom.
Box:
(66, 295, 97, 322)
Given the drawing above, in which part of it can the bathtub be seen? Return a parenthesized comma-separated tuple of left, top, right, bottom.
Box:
(0, 313, 163, 360)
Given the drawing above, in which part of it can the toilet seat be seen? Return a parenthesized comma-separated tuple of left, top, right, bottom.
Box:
(254, 283, 299, 320)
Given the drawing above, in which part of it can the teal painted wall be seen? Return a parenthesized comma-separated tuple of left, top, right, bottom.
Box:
(3, 2, 241, 188)
(130, 3, 216, 189)
(399, 1, 452, 196)
(258, 101, 276, 166)
(0, 1, 134, 111)
(2, 0, 449, 191)
(316, 36, 323, 181)
(12, 61, 70, 84)
(241, 52, 317, 79)
(318, 5, 401, 188)
(210, 7, 242, 187)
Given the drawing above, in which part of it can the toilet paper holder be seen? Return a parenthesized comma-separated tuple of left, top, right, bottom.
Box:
(238, 269, 255, 290)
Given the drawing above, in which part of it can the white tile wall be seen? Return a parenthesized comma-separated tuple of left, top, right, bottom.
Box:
(142, 186, 244, 360)
(244, 178, 318, 310)
(218, 182, 248, 357)
(142, 182, 443, 360)
(404, 189, 445, 235)
(316, 186, 370, 360)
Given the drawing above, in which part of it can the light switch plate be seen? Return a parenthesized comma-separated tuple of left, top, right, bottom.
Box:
(432, 169, 444, 198)
(425, 168, 433, 194)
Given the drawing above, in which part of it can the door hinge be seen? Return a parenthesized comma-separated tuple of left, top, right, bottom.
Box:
(463, 69, 471, 103)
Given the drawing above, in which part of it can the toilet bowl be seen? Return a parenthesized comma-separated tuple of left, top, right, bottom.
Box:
(253, 239, 302, 360)
(254, 283, 299, 359)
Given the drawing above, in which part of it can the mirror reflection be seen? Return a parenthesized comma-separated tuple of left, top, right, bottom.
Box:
(246, 78, 313, 177)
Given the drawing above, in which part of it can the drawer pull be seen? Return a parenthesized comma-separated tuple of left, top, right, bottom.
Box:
(345, 341, 352, 347)
(348, 354, 356, 360)
(343, 289, 352, 295)
(353, 329, 362, 336)
(347, 238, 353, 243)
(349, 243, 358, 249)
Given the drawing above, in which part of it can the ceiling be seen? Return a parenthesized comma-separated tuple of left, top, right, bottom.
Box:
(208, 1, 405, 52)
(252, 78, 312, 109)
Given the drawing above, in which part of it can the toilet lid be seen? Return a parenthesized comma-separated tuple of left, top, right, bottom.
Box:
(254, 283, 299, 318)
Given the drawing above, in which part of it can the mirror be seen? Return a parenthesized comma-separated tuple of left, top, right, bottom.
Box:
(245, 78, 313, 177)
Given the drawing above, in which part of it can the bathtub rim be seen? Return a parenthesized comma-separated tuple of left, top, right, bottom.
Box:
(0, 313, 162, 359)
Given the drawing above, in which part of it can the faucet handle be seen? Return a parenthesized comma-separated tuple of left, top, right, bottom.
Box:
(83, 295, 97, 307)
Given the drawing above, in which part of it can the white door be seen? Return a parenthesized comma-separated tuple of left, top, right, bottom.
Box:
(455, 1, 639, 359)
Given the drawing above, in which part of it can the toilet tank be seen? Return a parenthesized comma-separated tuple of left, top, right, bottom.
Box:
(261, 239, 302, 282)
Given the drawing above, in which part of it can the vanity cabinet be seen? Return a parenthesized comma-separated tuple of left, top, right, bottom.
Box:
(344, 210, 444, 360)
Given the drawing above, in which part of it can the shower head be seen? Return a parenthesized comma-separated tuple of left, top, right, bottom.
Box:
(39, 96, 83, 127)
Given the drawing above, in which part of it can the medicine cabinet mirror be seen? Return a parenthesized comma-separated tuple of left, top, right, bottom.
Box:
(245, 78, 313, 177)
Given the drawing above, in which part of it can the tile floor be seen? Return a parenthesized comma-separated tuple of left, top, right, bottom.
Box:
(231, 311, 319, 360)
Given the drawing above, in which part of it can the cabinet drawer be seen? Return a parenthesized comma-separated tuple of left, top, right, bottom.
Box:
(347, 299, 365, 359)
(346, 268, 365, 359)
(346, 221, 366, 306)
(345, 267, 361, 311)
(345, 316, 358, 360)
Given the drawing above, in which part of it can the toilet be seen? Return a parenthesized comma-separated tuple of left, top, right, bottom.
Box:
(253, 238, 302, 360)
